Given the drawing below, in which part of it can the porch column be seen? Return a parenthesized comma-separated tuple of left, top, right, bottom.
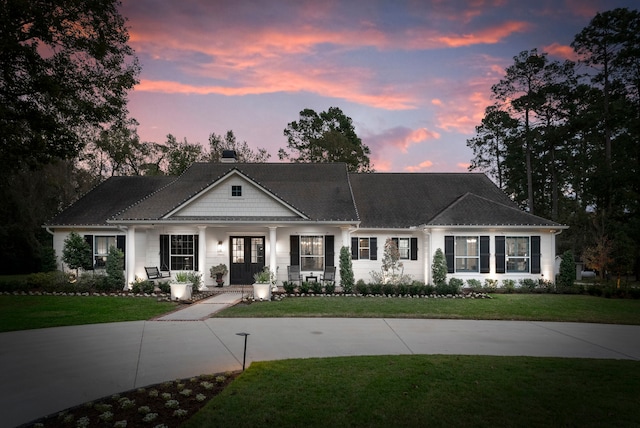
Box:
(341, 226, 351, 248)
(126, 226, 136, 289)
(269, 227, 277, 276)
(423, 229, 431, 285)
(198, 226, 206, 290)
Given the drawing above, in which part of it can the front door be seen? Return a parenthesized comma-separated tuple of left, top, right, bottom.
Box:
(230, 236, 265, 284)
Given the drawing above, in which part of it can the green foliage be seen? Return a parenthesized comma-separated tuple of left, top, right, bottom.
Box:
(431, 248, 447, 287)
(0, 0, 140, 171)
(558, 250, 576, 290)
(253, 267, 274, 284)
(502, 279, 516, 294)
(62, 232, 93, 273)
(104, 246, 125, 292)
(339, 246, 354, 293)
(165, 134, 205, 176)
(299, 281, 311, 294)
(467, 279, 483, 292)
(39, 246, 58, 272)
(355, 280, 368, 295)
(131, 280, 155, 294)
(282, 281, 297, 294)
(280, 107, 372, 172)
(324, 282, 336, 294)
(208, 130, 271, 162)
(310, 281, 323, 294)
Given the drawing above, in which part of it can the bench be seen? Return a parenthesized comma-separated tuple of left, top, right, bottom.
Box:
(145, 266, 170, 281)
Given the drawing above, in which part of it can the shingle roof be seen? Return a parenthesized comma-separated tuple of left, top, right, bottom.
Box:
(428, 193, 560, 226)
(46, 165, 563, 229)
(45, 176, 175, 226)
(113, 163, 359, 222)
(348, 173, 560, 228)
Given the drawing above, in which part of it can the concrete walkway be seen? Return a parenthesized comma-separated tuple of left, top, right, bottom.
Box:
(1, 297, 640, 427)
(154, 292, 244, 320)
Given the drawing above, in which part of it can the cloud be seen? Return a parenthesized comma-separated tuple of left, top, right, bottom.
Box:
(544, 43, 579, 61)
(404, 160, 434, 172)
(364, 126, 440, 154)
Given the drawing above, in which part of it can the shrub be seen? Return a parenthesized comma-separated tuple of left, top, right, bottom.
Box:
(282, 281, 297, 294)
(369, 283, 383, 295)
(557, 250, 576, 290)
(324, 282, 336, 294)
(310, 281, 323, 294)
(383, 283, 396, 296)
(355, 280, 368, 295)
(339, 246, 354, 293)
(519, 278, 537, 292)
(424, 284, 435, 295)
(131, 280, 155, 294)
(396, 283, 409, 296)
(104, 246, 125, 292)
(409, 281, 424, 296)
(432, 248, 447, 287)
(484, 279, 498, 293)
(157, 281, 170, 294)
(502, 279, 516, 294)
(299, 281, 311, 294)
(466, 279, 482, 292)
(448, 277, 463, 294)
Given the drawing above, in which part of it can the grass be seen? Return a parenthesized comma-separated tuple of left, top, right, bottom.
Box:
(185, 355, 640, 428)
(0, 295, 178, 332)
(216, 294, 640, 324)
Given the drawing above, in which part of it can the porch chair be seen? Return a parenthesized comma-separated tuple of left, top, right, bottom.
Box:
(287, 265, 302, 284)
(321, 266, 336, 284)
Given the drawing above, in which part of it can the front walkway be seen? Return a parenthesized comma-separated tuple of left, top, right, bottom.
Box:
(2, 295, 639, 427)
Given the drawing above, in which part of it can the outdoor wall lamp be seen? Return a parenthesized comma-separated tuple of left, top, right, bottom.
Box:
(217, 240, 223, 254)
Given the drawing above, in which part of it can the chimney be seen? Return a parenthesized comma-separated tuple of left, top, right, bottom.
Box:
(221, 150, 237, 163)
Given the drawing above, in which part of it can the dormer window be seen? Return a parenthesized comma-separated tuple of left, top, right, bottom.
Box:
(231, 185, 242, 197)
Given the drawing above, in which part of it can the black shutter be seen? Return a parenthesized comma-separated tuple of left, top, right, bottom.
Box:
(160, 235, 170, 271)
(194, 234, 199, 271)
(495, 236, 506, 274)
(444, 236, 454, 274)
(325, 235, 335, 267)
(480, 236, 490, 273)
(84, 235, 94, 270)
(351, 237, 359, 260)
(410, 237, 418, 260)
(117, 235, 126, 270)
(290, 235, 300, 266)
(370, 237, 377, 260)
(531, 236, 541, 274)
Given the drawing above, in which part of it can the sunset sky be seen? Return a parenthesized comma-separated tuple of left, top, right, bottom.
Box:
(120, 0, 637, 172)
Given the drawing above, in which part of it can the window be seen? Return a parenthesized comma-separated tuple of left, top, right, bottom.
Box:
(170, 235, 195, 270)
(300, 236, 324, 270)
(231, 185, 242, 197)
(359, 238, 371, 259)
(506, 237, 530, 273)
(397, 238, 410, 260)
(455, 236, 479, 272)
(94, 236, 116, 268)
(391, 237, 417, 260)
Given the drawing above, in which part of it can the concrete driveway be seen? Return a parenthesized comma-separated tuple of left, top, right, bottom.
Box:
(1, 318, 639, 427)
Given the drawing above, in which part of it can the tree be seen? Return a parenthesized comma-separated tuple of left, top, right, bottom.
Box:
(0, 0, 140, 171)
(557, 250, 576, 290)
(339, 246, 354, 293)
(208, 130, 271, 163)
(280, 107, 372, 172)
(165, 134, 205, 176)
(431, 248, 447, 287)
(582, 235, 613, 280)
(104, 246, 125, 291)
(62, 231, 92, 276)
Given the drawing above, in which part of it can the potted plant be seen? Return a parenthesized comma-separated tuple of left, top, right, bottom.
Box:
(210, 263, 228, 287)
(253, 267, 274, 301)
(169, 271, 193, 301)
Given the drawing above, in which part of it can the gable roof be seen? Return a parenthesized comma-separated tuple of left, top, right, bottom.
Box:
(112, 163, 359, 222)
(46, 176, 175, 226)
(348, 173, 561, 228)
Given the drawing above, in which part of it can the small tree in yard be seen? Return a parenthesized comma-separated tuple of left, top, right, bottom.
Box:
(62, 231, 92, 277)
(104, 246, 125, 291)
(381, 239, 403, 284)
(432, 248, 447, 287)
(339, 246, 354, 293)
(557, 250, 575, 290)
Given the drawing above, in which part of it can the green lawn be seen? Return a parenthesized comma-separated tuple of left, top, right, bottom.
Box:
(185, 355, 640, 428)
(216, 294, 640, 324)
(0, 295, 178, 332)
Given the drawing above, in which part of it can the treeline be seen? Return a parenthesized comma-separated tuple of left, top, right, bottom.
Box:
(467, 8, 640, 280)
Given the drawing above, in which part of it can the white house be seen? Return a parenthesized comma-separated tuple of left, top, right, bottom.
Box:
(45, 161, 566, 288)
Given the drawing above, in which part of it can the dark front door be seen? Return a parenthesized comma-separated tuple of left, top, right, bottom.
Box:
(230, 236, 265, 284)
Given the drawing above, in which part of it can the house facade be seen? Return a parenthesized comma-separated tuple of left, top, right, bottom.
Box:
(45, 162, 566, 288)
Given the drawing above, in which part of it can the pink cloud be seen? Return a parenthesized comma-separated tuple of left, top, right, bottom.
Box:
(404, 160, 434, 172)
(364, 126, 440, 154)
(544, 43, 579, 61)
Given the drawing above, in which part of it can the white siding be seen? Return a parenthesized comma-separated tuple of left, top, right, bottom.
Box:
(173, 176, 297, 218)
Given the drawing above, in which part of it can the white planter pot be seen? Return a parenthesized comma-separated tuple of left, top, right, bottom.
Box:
(252, 282, 271, 301)
(170, 282, 192, 301)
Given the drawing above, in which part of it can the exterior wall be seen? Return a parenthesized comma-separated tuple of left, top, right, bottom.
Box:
(173, 175, 296, 218)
